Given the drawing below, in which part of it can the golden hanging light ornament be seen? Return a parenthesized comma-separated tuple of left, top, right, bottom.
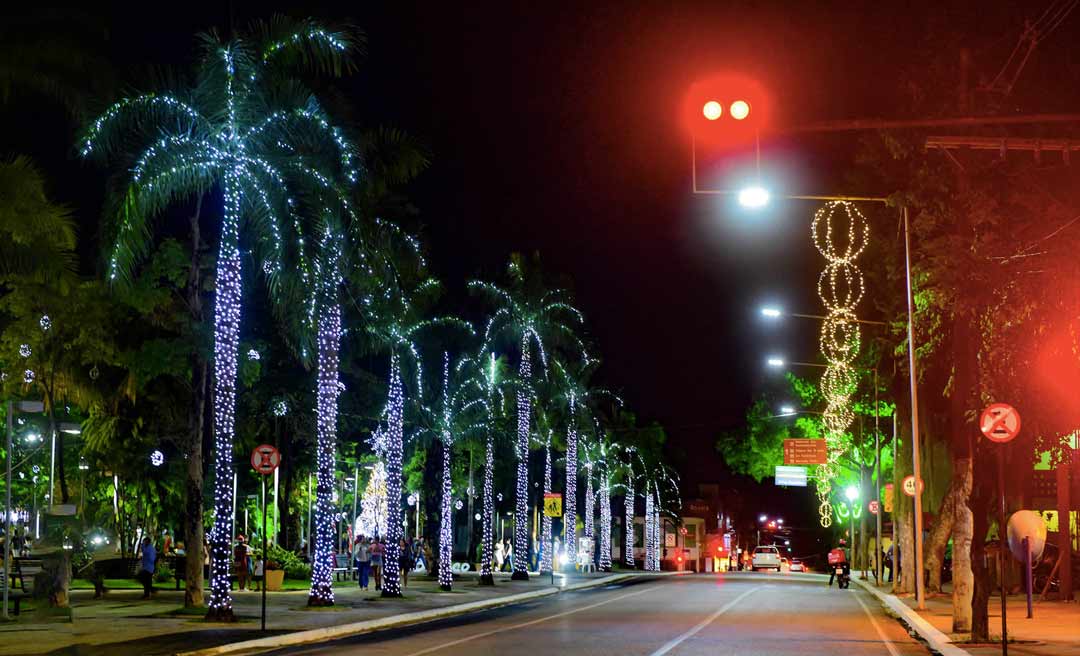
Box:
(811, 201, 870, 527)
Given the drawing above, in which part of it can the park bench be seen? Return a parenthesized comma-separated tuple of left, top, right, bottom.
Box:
(13, 558, 43, 594)
(332, 554, 352, 581)
(0, 569, 26, 615)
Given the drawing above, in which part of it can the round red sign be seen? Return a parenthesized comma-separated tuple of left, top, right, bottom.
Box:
(250, 444, 281, 475)
(868, 500, 880, 515)
(979, 403, 1021, 444)
(902, 475, 924, 497)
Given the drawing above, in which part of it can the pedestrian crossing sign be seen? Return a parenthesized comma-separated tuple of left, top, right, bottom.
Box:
(543, 493, 562, 517)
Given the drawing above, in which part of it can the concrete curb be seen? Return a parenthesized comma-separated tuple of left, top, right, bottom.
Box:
(853, 578, 973, 656)
(178, 572, 674, 656)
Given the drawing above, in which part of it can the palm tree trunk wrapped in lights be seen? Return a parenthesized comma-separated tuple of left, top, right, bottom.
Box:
(540, 434, 553, 574)
(623, 476, 635, 568)
(479, 430, 496, 585)
(563, 401, 578, 567)
(644, 485, 655, 571)
(512, 334, 532, 580)
(599, 468, 612, 572)
(438, 439, 453, 590)
(381, 353, 406, 597)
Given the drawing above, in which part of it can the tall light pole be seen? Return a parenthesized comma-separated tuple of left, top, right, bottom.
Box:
(845, 486, 859, 566)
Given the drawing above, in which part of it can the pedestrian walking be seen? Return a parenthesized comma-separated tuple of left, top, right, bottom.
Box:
(161, 529, 173, 555)
(234, 535, 250, 590)
(138, 536, 156, 599)
(371, 536, 384, 590)
(494, 540, 505, 571)
(355, 537, 372, 589)
(400, 538, 414, 587)
(504, 539, 513, 572)
(413, 537, 427, 572)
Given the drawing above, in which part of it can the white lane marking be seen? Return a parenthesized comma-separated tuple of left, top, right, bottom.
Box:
(404, 583, 657, 656)
(647, 585, 760, 656)
(854, 591, 903, 656)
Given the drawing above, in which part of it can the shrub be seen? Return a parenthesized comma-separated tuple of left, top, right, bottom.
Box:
(267, 544, 310, 580)
(154, 564, 174, 583)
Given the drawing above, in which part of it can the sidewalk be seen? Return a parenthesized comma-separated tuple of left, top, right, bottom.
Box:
(859, 578, 1080, 656)
(0, 570, 650, 656)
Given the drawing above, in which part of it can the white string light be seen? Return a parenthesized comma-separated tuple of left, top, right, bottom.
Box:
(623, 469, 635, 568)
(438, 353, 454, 591)
(598, 462, 612, 572)
(564, 397, 578, 567)
(479, 354, 498, 586)
(540, 431, 553, 574)
(512, 333, 531, 580)
(811, 201, 869, 527)
(644, 484, 655, 571)
(381, 352, 405, 597)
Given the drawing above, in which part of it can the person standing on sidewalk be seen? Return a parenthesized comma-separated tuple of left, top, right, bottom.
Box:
(234, 535, 250, 591)
(355, 537, 372, 589)
(138, 536, 156, 599)
(371, 536, 384, 591)
(400, 538, 414, 588)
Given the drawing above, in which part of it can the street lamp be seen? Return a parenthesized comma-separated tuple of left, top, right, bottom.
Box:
(766, 357, 785, 368)
(738, 185, 769, 208)
(844, 486, 859, 570)
(779, 405, 796, 416)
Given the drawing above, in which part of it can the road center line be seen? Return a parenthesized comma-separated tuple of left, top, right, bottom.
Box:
(854, 591, 902, 656)
(647, 586, 759, 656)
(404, 583, 657, 656)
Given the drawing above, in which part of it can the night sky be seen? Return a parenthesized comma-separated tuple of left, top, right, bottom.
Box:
(4, 1, 1072, 529)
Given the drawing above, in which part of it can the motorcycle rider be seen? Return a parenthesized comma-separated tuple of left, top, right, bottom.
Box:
(827, 538, 850, 587)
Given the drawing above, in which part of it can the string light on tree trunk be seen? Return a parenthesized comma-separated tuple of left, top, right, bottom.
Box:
(564, 398, 578, 566)
(644, 485, 655, 571)
(438, 353, 454, 591)
(623, 473, 635, 568)
(599, 465, 612, 572)
(512, 333, 532, 580)
(540, 432, 553, 574)
(381, 353, 405, 597)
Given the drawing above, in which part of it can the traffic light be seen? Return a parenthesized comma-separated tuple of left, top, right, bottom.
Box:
(683, 73, 769, 147)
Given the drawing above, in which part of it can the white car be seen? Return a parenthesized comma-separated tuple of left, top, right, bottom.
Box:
(789, 558, 804, 572)
(751, 546, 782, 571)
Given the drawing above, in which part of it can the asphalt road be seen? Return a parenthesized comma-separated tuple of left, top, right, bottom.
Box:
(263, 572, 933, 656)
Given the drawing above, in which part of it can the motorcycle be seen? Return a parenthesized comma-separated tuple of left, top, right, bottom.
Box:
(834, 565, 850, 589)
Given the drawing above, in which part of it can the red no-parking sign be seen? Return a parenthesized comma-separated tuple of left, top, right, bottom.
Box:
(250, 444, 281, 475)
(868, 500, 880, 515)
(980, 403, 1021, 444)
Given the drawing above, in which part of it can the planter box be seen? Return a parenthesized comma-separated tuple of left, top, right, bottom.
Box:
(265, 569, 284, 591)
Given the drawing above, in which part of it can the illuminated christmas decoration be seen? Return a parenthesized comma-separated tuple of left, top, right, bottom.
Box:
(584, 460, 595, 541)
(479, 354, 500, 586)
(438, 354, 455, 591)
(512, 334, 532, 579)
(19, 344, 31, 358)
(380, 352, 405, 597)
(540, 430, 553, 574)
(810, 201, 868, 527)
(356, 462, 388, 539)
(308, 230, 344, 606)
(80, 19, 359, 620)
(39, 315, 50, 331)
(454, 499, 463, 511)
(564, 399, 579, 566)
(272, 400, 288, 417)
(644, 484, 655, 571)
(598, 462, 612, 572)
(23, 370, 34, 384)
(150, 450, 165, 467)
(623, 466, 635, 568)
(247, 349, 260, 361)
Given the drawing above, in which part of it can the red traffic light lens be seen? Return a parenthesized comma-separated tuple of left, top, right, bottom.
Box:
(703, 101, 722, 120)
(730, 100, 750, 120)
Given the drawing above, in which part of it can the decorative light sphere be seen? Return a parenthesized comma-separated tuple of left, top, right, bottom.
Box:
(474, 513, 481, 521)
(19, 344, 31, 358)
(150, 450, 165, 467)
(730, 100, 751, 120)
(497, 493, 503, 502)
(247, 349, 260, 361)
(702, 100, 722, 120)
(454, 499, 464, 511)
(39, 315, 51, 331)
(272, 400, 288, 417)
(23, 369, 35, 384)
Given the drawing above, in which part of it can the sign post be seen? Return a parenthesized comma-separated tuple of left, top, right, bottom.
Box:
(782, 439, 828, 465)
(251, 444, 281, 632)
(980, 403, 1021, 656)
(543, 493, 561, 585)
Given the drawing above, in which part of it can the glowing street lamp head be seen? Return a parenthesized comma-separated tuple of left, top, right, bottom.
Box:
(761, 307, 782, 318)
(730, 100, 750, 120)
(702, 100, 722, 121)
(766, 357, 785, 368)
(759, 514, 767, 523)
(738, 186, 770, 208)
(845, 486, 859, 502)
(779, 406, 795, 415)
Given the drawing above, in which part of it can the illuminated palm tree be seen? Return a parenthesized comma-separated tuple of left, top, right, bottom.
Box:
(81, 17, 358, 619)
(469, 253, 585, 580)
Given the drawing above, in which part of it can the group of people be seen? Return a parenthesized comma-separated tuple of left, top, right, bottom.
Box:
(350, 536, 431, 590)
(492, 538, 515, 571)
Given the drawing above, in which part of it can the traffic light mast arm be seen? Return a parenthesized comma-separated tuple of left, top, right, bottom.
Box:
(784, 112, 1080, 134)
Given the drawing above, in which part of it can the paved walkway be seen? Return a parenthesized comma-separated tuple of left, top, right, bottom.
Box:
(865, 578, 1080, 656)
(0, 570, 624, 656)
